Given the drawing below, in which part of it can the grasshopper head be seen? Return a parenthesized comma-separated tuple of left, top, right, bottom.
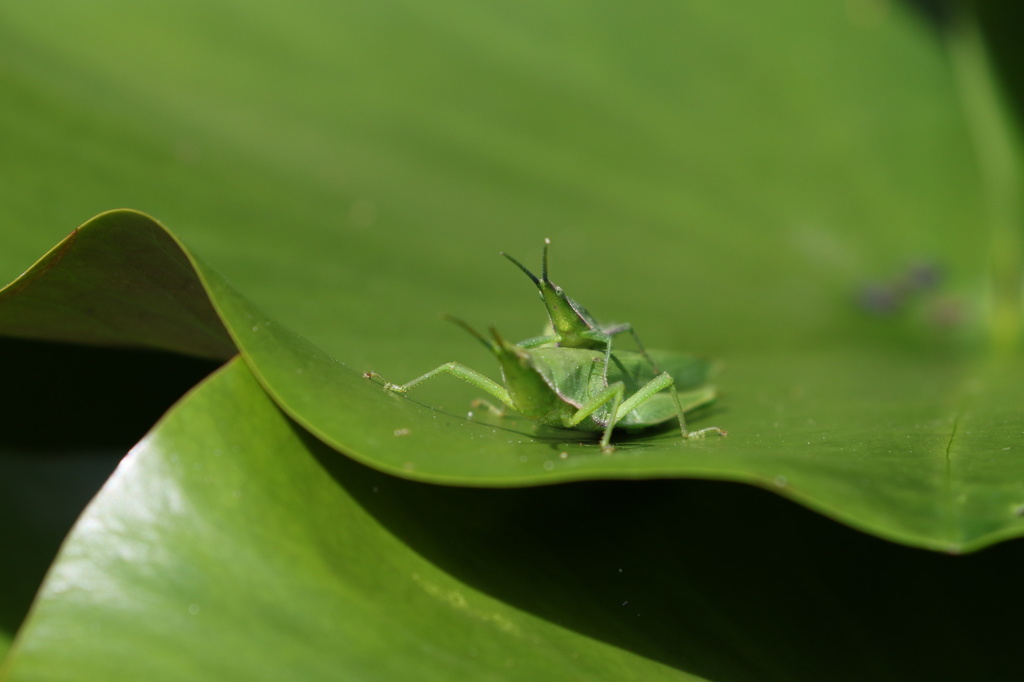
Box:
(500, 238, 600, 346)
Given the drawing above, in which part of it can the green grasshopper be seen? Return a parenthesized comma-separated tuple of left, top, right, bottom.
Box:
(502, 239, 657, 379)
(365, 317, 725, 453)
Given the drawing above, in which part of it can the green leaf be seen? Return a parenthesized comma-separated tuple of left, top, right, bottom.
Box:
(1, 358, 701, 682)
(0, 211, 233, 359)
(6, 357, 1024, 681)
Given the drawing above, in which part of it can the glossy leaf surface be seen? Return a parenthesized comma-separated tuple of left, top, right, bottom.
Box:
(6, 358, 1024, 681)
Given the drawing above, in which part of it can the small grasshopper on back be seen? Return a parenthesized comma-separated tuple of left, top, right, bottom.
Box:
(365, 319, 726, 453)
(502, 239, 657, 380)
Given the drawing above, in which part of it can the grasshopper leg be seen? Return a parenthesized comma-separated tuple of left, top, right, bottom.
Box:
(562, 372, 726, 452)
(659, 378, 727, 439)
(364, 362, 514, 410)
(563, 381, 626, 453)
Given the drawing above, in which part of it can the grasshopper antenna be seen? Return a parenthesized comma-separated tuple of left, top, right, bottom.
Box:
(500, 237, 554, 287)
(489, 326, 511, 347)
(499, 249, 540, 286)
(541, 237, 551, 283)
(442, 314, 493, 350)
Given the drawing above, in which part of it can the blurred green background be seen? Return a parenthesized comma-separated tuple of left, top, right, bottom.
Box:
(0, 0, 991, 368)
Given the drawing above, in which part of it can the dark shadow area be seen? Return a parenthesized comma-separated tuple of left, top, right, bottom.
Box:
(972, 4, 1024, 133)
(899, 1, 1024, 150)
(309, 430, 1024, 681)
(898, 0, 952, 29)
(0, 451, 124, 643)
(0, 338, 223, 639)
(0, 337, 223, 450)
